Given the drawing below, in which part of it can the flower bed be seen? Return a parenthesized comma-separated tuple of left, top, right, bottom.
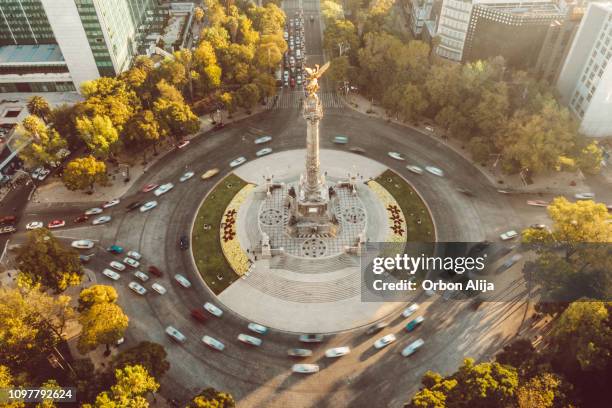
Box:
(220, 184, 255, 276)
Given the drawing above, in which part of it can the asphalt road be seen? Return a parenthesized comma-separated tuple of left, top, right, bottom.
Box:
(3, 2, 606, 407)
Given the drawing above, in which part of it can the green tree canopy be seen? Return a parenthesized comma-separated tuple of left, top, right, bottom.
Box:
(114, 341, 170, 380)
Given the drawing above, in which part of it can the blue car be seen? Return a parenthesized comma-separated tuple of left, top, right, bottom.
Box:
(107, 245, 123, 254)
(405, 316, 425, 332)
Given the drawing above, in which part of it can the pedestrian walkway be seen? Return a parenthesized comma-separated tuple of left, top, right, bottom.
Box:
(265, 90, 345, 109)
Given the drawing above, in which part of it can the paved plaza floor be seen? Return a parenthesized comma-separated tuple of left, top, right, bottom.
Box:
(219, 150, 411, 333)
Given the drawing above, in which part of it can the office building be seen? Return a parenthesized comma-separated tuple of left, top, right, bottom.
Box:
(0, 0, 161, 93)
(436, 0, 561, 67)
(535, 4, 584, 83)
(557, 2, 612, 138)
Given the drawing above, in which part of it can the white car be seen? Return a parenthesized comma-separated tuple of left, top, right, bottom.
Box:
(123, 257, 140, 269)
(37, 168, 50, 180)
(154, 183, 174, 196)
(102, 269, 120, 281)
(229, 157, 247, 168)
(325, 346, 351, 358)
(26, 221, 43, 230)
(292, 364, 319, 374)
(388, 152, 405, 161)
(574, 192, 595, 200)
(254, 136, 272, 144)
(288, 348, 313, 357)
(406, 165, 423, 175)
(256, 148, 272, 157)
(237, 333, 262, 346)
(103, 198, 120, 208)
(204, 302, 223, 317)
(165, 326, 186, 343)
(374, 334, 397, 349)
(425, 125, 434, 132)
(425, 166, 444, 177)
(128, 281, 147, 295)
(140, 201, 158, 212)
(85, 207, 103, 215)
(202, 335, 225, 351)
(500, 230, 519, 241)
(180, 171, 194, 182)
(110, 261, 126, 271)
(92, 215, 111, 225)
(402, 303, 420, 318)
(151, 282, 166, 294)
(174, 274, 192, 288)
(71, 240, 95, 249)
(134, 271, 149, 282)
(126, 250, 142, 260)
(247, 323, 268, 334)
(401, 338, 425, 357)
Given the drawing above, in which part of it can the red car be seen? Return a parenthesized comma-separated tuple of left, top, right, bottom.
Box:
(176, 140, 190, 149)
(48, 219, 65, 229)
(190, 309, 207, 323)
(290, 77, 295, 88)
(142, 183, 158, 193)
(148, 265, 163, 277)
(74, 214, 89, 223)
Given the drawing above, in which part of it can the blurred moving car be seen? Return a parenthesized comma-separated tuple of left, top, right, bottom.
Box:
(151, 283, 166, 294)
(247, 323, 268, 334)
(287, 348, 313, 357)
(47, 219, 65, 229)
(500, 230, 519, 241)
(92, 215, 111, 225)
(374, 334, 396, 349)
(292, 364, 319, 374)
(204, 302, 223, 317)
(103, 198, 120, 208)
(237, 333, 262, 346)
(201, 168, 220, 180)
(299, 334, 324, 343)
(26, 221, 43, 230)
(154, 183, 174, 197)
(174, 274, 192, 288)
(140, 201, 158, 212)
(165, 326, 186, 342)
(401, 339, 425, 357)
(71, 240, 95, 249)
(325, 346, 351, 358)
(402, 303, 419, 318)
(128, 281, 147, 295)
(107, 245, 123, 254)
(202, 335, 225, 351)
(102, 269, 120, 280)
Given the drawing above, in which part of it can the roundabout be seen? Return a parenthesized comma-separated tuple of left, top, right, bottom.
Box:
(21, 101, 526, 407)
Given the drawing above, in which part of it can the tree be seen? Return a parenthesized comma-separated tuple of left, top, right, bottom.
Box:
(17, 115, 68, 167)
(577, 141, 603, 175)
(323, 19, 358, 58)
(37, 379, 62, 408)
(193, 41, 222, 94)
(248, 3, 285, 35)
(254, 36, 284, 71)
(0, 286, 74, 370)
(78, 285, 118, 312)
(472, 82, 509, 137)
(498, 99, 578, 174)
(321, 0, 344, 24)
(80, 77, 139, 130)
(253, 72, 277, 99)
(187, 388, 236, 408)
(85, 365, 158, 408)
(547, 197, 611, 244)
(327, 55, 352, 85)
(123, 110, 162, 161)
(75, 115, 119, 158)
(27, 96, 51, 123)
(550, 301, 612, 371)
(114, 341, 170, 380)
(16, 228, 83, 293)
(236, 83, 260, 110)
(69, 358, 113, 405)
(78, 302, 128, 354)
(408, 358, 518, 407)
(0, 365, 25, 408)
(154, 98, 200, 140)
(194, 6, 205, 23)
(62, 155, 109, 192)
(515, 372, 566, 408)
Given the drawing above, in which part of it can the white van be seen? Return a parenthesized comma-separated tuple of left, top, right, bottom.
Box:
(296, 49, 302, 60)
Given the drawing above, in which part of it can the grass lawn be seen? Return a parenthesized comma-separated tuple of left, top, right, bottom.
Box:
(374, 169, 435, 242)
(192, 173, 248, 294)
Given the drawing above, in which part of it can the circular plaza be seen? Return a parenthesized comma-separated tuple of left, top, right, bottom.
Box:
(191, 149, 435, 333)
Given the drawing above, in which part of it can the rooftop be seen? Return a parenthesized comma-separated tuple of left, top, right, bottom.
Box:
(0, 44, 65, 66)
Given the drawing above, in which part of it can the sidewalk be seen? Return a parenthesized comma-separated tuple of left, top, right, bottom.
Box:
(30, 104, 268, 204)
(343, 93, 593, 196)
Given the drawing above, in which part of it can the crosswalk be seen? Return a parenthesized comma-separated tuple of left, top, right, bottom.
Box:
(265, 91, 346, 110)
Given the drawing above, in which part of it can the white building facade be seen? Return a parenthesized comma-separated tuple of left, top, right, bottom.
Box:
(557, 2, 612, 138)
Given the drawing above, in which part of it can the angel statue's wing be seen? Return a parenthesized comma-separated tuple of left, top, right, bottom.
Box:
(316, 62, 331, 77)
(304, 67, 314, 76)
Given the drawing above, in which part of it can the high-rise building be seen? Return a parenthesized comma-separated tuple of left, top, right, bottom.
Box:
(407, 0, 434, 37)
(535, 4, 585, 84)
(436, 0, 562, 67)
(0, 0, 161, 93)
(557, 2, 612, 138)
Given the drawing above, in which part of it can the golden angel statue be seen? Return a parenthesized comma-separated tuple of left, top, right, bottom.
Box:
(304, 62, 330, 96)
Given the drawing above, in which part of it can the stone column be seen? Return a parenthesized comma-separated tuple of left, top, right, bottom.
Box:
(302, 94, 324, 201)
